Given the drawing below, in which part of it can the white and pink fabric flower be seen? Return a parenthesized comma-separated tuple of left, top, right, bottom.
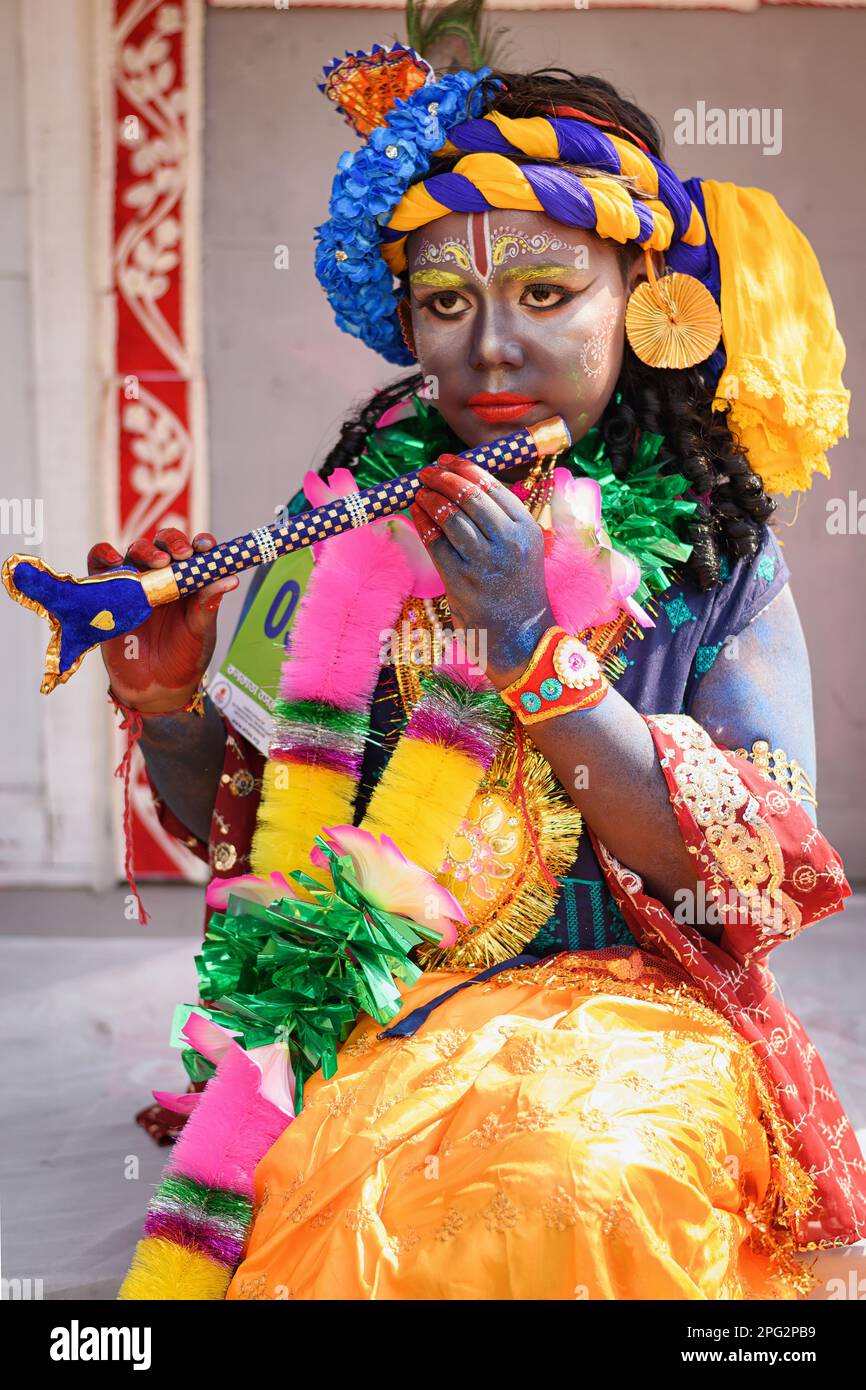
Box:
(546, 470, 654, 631)
(205, 828, 464, 950)
(310, 824, 465, 947)
(205, 869, 297, 913)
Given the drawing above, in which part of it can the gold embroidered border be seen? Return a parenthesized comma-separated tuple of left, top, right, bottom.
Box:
(734, 738, 817, 810)
(649, 715, 802, 950)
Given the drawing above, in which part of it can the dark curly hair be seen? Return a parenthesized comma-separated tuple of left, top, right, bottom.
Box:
(316, 68, 775, 590)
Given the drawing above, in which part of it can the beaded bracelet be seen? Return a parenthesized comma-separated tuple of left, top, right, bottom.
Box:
(499, 626, 609, 725)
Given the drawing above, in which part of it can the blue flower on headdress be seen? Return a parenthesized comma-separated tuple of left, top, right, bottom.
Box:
(315, 66, 499, 364)
(367, 127, 420, 182)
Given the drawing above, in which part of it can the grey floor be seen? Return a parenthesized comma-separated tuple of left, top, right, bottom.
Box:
(1, 884, 863, 1300)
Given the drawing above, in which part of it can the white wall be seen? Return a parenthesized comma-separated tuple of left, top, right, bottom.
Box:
(0, 0, 111, 887)
(0, 0, 42, 870)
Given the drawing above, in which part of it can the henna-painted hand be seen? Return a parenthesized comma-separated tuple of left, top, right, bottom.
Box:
(87, 528, 239, 713)
(409, 455, 554, 688)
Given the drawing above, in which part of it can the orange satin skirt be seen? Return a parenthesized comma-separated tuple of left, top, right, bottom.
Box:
(226, 951, 815, 1301)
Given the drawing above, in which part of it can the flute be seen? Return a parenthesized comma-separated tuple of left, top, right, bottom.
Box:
(2, 415, 570, 695)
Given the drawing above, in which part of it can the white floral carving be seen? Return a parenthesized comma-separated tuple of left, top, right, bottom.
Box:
(114, 1, 189, 372)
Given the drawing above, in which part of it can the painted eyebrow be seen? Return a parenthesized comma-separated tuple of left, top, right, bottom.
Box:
(409, 269, 466, 288)
(409, 262, 581, 290)
(499, 262, 579, 283)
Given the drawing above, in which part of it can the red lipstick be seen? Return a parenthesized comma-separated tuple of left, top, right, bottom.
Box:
(467, 391, 541, 424)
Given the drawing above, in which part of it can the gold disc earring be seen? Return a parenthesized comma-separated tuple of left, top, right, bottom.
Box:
(625, 249, 722, 370)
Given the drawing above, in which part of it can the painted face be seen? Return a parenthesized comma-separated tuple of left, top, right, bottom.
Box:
(406, 208, 639, 451)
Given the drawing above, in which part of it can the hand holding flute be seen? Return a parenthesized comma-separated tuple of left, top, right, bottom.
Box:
(87, 530, 238, 715)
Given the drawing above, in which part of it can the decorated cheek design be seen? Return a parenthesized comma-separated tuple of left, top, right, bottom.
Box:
(579, 304, 620, 380)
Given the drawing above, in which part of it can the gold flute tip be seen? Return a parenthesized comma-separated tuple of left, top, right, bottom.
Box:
(140, 565, 181, 607)
(528, 416, 572, 456)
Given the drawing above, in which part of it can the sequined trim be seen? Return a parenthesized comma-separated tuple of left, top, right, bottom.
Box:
(733, 738, 817, 809)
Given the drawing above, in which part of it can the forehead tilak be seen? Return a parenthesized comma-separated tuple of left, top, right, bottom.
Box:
(409, 211, 589, 287)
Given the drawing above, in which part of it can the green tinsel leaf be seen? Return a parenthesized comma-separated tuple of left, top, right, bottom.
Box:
(182, 839, 440, 1110)
(181, 1047, 217, 1086)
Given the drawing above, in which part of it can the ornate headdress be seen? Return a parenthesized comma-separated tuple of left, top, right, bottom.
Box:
(315, 42, 848, 496)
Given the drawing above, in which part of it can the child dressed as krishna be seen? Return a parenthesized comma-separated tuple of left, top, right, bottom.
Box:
(96, 16, 864, 1300)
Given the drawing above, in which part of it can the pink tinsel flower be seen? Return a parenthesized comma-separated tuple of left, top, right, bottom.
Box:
(302, 466, 442, 596)
(153, 1010, 296, 1120)
(205, 870, 297, 913)
(374, 398, 418, 430)
(310, 824, 465, 947)
(548, 470, 654, 630)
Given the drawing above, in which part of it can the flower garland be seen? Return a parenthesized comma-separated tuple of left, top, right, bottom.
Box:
(245, 400, 693, 987)
(120, 1012, 292, 1302)
(188, 666, 512, 1097)
(250, 511, 413, 889)
(345, 396, 696, 604)
(314, 65, 497, 364)
(254, 404, 660, 914)
(178, 659, 512, 1086)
